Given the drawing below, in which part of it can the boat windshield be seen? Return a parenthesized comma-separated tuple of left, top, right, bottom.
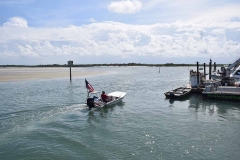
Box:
(88, 91, 100, 98)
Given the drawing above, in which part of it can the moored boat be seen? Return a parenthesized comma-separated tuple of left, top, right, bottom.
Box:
(212, 65, 240, 80)
(212, 57, 240, 80)
(164, 84, 192, 98)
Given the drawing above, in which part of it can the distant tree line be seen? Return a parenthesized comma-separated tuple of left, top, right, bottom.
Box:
(0, 63, 224, 67)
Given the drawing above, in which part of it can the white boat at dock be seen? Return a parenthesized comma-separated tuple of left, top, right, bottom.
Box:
(168, 58, 240, 102)
(211, 57, 240, 80)
(212, 65, 240, 80)
(189, 58, 240, 93)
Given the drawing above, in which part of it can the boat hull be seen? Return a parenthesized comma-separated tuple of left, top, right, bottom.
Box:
(88, 91, 126, 109)
(164, 85, 192, 99)
(100, 96, 125, 107)
(164, 91, 191, 98)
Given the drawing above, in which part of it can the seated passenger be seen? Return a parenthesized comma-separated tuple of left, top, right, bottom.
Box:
(101, 91, 110, 103)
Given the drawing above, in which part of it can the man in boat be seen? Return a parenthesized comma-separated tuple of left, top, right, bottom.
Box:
(101, 91, 112, 103)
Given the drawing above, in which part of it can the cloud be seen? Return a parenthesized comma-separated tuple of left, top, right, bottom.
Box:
(108, 0, 142, 14)
(1, 11, 240, 64)
(3, 17, 28, 27)
(187, 4, 240, 24)
(87, 18, 98, 23)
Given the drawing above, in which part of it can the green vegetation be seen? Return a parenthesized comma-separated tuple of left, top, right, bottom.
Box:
(0, 63, 224, 68)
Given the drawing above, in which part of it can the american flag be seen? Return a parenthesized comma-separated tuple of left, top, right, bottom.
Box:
(85, 79, 94, 92)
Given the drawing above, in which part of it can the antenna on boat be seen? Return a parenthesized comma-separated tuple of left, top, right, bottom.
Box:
(87, 91, 90, 98)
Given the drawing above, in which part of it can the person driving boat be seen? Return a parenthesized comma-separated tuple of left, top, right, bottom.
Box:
(101, 91, 111, 102)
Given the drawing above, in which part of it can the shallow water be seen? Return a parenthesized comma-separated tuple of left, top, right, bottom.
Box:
(0, 66, 240, 160)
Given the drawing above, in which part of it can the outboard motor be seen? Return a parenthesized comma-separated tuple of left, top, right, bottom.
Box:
(170, 91, 174, 96)
(87, 98, 94, 109)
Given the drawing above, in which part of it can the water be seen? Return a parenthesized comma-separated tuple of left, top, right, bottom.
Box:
(0, 67, 240, 160)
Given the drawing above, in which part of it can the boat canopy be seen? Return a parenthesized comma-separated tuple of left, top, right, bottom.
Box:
(89, 91, 100, 94)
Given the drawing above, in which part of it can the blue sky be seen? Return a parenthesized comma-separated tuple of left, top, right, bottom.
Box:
(0, 0, 240, 65)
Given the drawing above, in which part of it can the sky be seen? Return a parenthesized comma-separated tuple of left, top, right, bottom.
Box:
(0, 0, 240, 65)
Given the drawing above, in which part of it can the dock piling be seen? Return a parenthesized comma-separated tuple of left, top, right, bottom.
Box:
(214, 62, 216, 71)
(204, 63, 206, 79)
(209, 59, 212, 80)
(197, 62, 199, 86)
(68, 60, 73, 81)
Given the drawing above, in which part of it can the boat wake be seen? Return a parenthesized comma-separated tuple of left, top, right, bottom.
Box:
(0, 103, 88, 135)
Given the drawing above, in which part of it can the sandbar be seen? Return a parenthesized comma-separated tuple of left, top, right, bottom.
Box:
(0, 67, 105, 82)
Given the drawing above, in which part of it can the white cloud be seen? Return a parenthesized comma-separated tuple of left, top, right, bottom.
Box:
(188, 4, 240, 25)
(142, 0, 167, 10)
(3, 17, 28, 27)
(1, 12, 240, 63)
(87, 18, 98, 23)
(108, 0, 142, 14)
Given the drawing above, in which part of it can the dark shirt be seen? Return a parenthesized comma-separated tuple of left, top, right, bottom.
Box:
(101, 94, 108, 102)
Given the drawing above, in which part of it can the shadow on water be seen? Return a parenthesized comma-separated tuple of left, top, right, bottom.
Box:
(165, 93, 240, 113)
(165, 94, 192, 107)
(166, 96, 190, 105)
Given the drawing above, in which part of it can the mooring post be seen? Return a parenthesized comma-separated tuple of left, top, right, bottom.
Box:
(70, 66, 72, 81)
(209, 59, 212, 80)
(197, 61, 199, 86)
(214, 62, 216, 71)
(68, 60, 73, 81)
(204, 63, 206, 79)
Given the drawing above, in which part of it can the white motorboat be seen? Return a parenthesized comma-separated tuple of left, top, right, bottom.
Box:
(85, 79, 126, 109)
(212, 65, 240, 80)
(211, 57, 240, 80)
(86, 91, 126, 109)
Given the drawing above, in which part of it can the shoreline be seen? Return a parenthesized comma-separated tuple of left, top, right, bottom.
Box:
(0, 67, 106, 82)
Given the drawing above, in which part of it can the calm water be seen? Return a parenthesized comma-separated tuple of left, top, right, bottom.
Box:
(0, 67, 240, 160)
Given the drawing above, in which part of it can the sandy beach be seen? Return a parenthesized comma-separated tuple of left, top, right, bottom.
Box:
(0, 67, 105, 82)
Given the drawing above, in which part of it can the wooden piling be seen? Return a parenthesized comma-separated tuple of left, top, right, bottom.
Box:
(197, 62, 199, 86)
(214, 62, 216, 71)
(209, 59, 212, 80)
(70, 66, 72, 81)
(68, 60, 73, 81)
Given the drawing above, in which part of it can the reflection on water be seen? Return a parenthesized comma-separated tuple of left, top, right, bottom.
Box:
(87, 101, 125, 122)
(188, 93, 240, 110)
(187, 93, 240, 121)
(167, 97, 189, 105)
(166, 92, 240, 121)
